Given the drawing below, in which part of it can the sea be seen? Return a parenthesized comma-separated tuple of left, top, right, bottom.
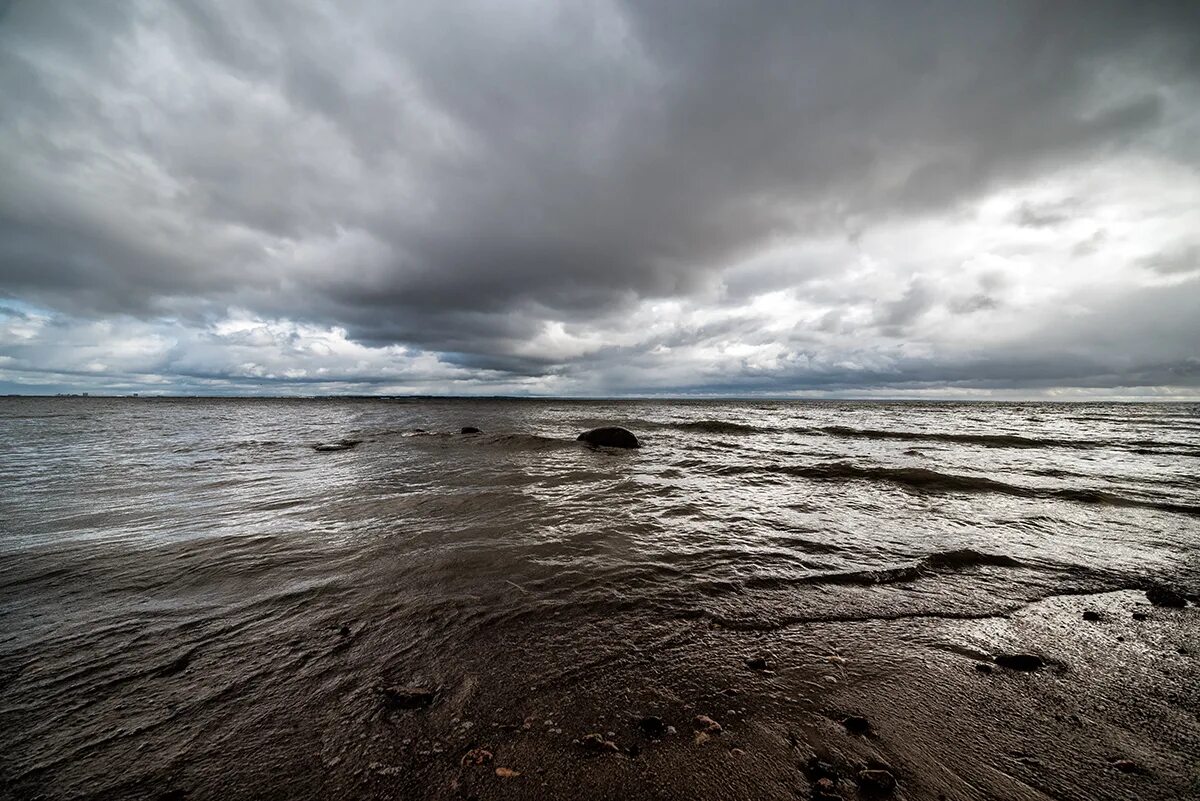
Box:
(1, 397, 1197, 799)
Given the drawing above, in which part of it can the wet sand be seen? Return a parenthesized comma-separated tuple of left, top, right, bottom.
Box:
(4, 587, 1195, 800)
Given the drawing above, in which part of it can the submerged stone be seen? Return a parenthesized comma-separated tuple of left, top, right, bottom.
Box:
(313, 438, 362, 452)
(1146, 587, 1186, 608)
(461, 426, 482, 434)
(841, 715, 870, 735)
(380, 685, 438, 709)
(577, 426, 640, 449)
(994, 654, 1044, 671)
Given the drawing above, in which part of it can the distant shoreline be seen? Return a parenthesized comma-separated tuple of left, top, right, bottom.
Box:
(3, 394, 1199, 403)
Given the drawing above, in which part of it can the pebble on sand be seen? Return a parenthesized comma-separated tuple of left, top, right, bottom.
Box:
(494, 767, 521, 778)
(579, 733, 620, 753)
(637, 716, 668, 738)
(693, 715, 723, 733)
(461, 748, 492, 766)
(857, 768, 897, 794)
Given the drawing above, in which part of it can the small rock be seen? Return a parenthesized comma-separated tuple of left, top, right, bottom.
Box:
(693, 715, 722, 733)
(461, 427, 482, 434)
(842, 715, 870, 736)
(858, 768, 897, 794)
(745, 656, 769, 671)
(1108, 758, 1143, 774)
(1146, 587, 1186, 608)
(1132, 611, 1150, 621)
(579, 733, 620, 753)
(665, 725, 677, 736)
(637, 716, 668, 738)
(495, 767, 521, 778)
(974, 663, 993, 674)
(1082, 611, 1102, 622)
(461, 748, 492, 766)
(731, 747, 745, 755)
(994, 654, 1044, 671)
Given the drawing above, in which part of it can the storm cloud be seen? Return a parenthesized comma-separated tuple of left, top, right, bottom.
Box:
(1, 0, 1198, 396)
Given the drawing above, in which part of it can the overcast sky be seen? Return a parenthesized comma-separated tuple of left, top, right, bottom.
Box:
(1, 1, 1198, 397)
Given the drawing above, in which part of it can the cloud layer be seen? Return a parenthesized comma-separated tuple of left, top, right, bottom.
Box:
(2, 0, 1199, 396)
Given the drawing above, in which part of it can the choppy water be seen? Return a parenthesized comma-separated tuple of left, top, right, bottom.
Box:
(1, 398, 1198, 799)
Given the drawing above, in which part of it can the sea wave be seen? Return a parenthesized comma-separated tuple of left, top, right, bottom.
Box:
(819, 425, 1074, 449)
(743, 548, 1024, 589)
(721, 462, 1200, 517)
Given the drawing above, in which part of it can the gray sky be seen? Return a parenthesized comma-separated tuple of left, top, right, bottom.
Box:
(1, 0, 1198, 397)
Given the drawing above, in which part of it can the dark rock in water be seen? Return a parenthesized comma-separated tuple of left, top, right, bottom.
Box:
(1082, 610, 1103, 622)
(637, 715, 668, 738)
(994, 654, 1044, 671)
(857, 768, 897, 794)
(577, 426, 640, 449)
(1146, 586, 1186, 608)
(745, 656, 769, 671)
(313, 438, 362, 452)
(842, 715, 870, 735)
(1132, 611, 1150, 621)
(460, 426, 482, 434)
(380, 685, 438, 709)
(974, 662, 993, 674)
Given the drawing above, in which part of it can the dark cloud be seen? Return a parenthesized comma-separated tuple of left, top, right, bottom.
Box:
(1140, 245, 1200, 276)
(1, 0, 1198, 394)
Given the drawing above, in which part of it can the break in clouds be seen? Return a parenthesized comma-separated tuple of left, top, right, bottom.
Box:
(1, 0, 1199, 397)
